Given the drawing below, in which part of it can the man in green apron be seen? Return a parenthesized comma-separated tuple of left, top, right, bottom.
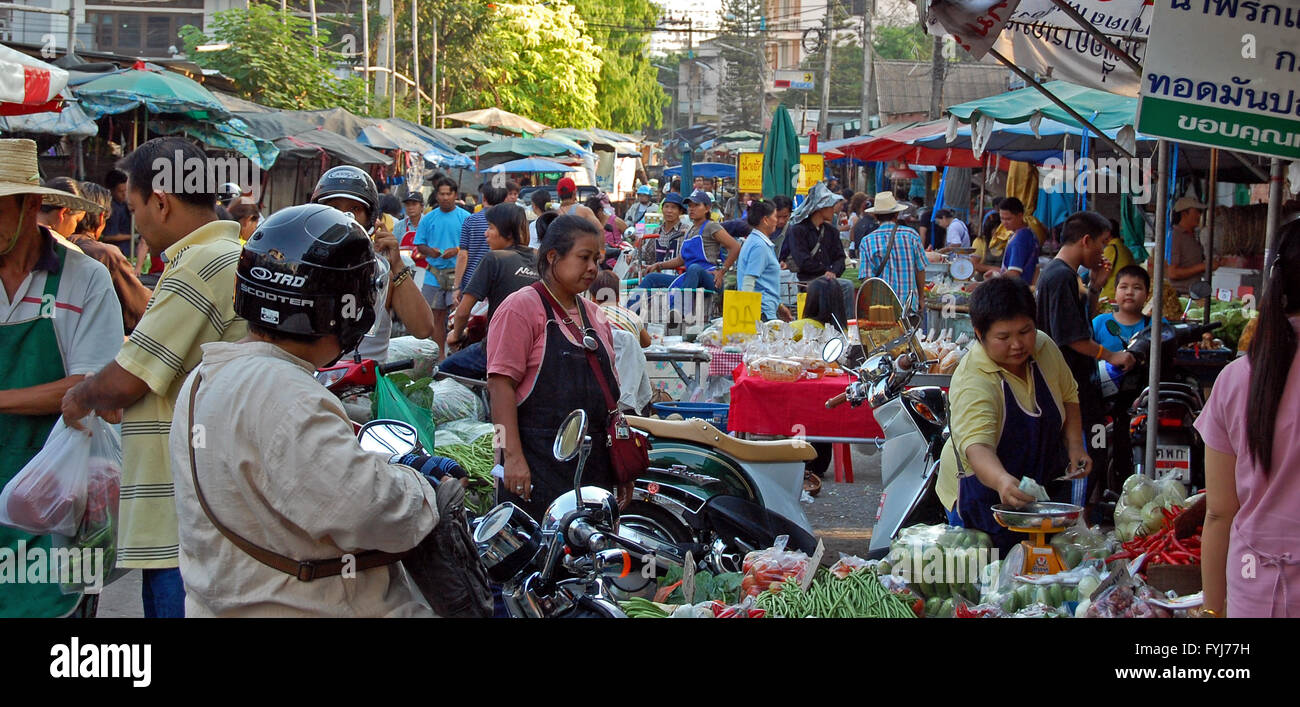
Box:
(0, 139, 122, 617)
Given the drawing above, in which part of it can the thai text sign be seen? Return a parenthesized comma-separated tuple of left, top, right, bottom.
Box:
(796, 154, 825, 196)
(738, 152, 764, 194)
(1137, 0, 1300, 160)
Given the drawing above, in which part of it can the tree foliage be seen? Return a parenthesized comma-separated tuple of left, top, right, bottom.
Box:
(180, 5, 367, 111)
(572, 0, 669, 132)
(717, 0, 767, 133)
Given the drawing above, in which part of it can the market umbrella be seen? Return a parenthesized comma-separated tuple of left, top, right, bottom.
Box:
(0, 44, 68, 115)
(663, 162, 735, 179)
(74, 66, 229, 120)
(439, 107, 549, 135)
(762, 104, 799, 199)
(480, 156, 576, 173)
(677, 146, 692, 195)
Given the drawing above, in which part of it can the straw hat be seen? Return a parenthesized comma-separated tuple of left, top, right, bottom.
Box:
(865, 191, 908, 215)
(0, 139, 104, 214)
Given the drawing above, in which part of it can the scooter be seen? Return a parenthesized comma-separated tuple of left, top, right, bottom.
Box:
(823, 278, 951, 559)
(1098, 319, 1226, 496)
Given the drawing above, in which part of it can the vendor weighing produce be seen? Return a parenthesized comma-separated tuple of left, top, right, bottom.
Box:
(936, 277, 1092, 553)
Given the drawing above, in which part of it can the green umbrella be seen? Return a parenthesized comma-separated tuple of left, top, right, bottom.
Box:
(762, 105, 799, 199)
(477, 137, 588, 159)
(74, 69, 229, 120)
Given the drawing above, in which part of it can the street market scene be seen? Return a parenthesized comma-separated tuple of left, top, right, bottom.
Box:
(1, 0, 1298, 639)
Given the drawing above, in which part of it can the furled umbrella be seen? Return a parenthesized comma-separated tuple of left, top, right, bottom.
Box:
(762, 104, 799, 199)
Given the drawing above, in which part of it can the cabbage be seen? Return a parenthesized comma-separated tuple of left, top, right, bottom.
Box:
(1124, 477, 1158, 508)
(1122, 473, 1146, 494)
(1141, 503, 1167, 532)
(1155, 476, 1188, 501)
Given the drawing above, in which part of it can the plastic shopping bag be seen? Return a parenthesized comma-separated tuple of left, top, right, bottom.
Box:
(52, 428, 124, 594)
(0, 416, 121, 537)
(373, 372, 438, 450)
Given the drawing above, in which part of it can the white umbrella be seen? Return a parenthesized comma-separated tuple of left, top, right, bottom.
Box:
(438, 107, 549, 135)
(0, 43, 68, 112)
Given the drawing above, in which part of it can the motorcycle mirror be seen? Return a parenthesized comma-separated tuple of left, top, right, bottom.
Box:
(553, 409, 589, 462)
(1189, 280, 1213, 301)
(357, 420, 420, 457)
(1105, 319, 1123, 337)
(821, 337, 845, 363)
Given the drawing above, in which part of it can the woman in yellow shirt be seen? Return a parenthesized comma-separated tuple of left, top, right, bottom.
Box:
(937, 277, 1091, 552)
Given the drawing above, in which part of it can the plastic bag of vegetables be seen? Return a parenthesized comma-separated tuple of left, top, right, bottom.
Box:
(741, 536, 811, 599)
(1049, 524, 1118, 569)
(430, 378, 484, 424)
(1115, 473, 1188, 542)
(1083, 570, 1173, 618)
(886, 524, 993, 600)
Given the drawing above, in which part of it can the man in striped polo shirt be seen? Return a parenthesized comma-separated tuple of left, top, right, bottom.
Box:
(63, 138, 247, 618)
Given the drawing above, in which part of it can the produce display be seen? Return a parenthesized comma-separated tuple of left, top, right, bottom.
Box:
(882, 524, 993, 600)
(755, 569, 918, 619)
(1185, 299, 1257, 351)
(1049, 525, 1118, 569)
(1113, 474, 1189, 542)
(1083, 572, 1176, 618)
(740, 541, 811, 598)
(1108, 510, 1202, 567)
(916, 329, 969, 375)
(653, 566, 744, 605)
(433, 433, 497, 515)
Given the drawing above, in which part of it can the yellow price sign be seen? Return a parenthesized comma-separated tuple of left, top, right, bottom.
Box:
(796, 153, 825, 195)
(737, 153, 764, 194)
(722, 290, 764, 339)
(797, 292, 807, 319)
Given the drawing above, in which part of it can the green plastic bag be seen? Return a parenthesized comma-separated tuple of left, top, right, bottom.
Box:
(373, 373, 437, 450)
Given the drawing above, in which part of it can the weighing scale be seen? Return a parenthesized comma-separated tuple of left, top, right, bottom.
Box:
(991, 502, 1084, 575)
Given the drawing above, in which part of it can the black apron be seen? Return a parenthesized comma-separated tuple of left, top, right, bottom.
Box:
(498, 288, 616, 520)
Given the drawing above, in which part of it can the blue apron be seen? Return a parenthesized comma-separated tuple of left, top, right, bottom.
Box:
(957, 360, 1070, 554)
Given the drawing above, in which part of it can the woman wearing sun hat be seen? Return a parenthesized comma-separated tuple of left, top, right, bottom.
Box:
(0, 139, 122, 618)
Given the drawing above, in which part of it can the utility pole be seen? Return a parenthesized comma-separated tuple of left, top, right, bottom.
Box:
(818, 0, 834, 139)
(66, 0, 76, 56)
(687, 17, 695, 128)
(309, 0, 320, 58)
(928, 34, 945, 119)
(389, 13, 396, 118)
(860, 0, 875, 137)
(412, 4, 420, 124)
(361, 0, 371, 101)
(431, 16, 438, 126)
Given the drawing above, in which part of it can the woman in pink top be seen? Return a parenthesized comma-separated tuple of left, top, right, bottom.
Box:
(1195, 216, 1300, 618)
(486, 213, 624, 520)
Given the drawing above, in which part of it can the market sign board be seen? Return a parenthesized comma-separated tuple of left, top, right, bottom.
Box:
(1137, 0, 1300, 161)
(796, 153, 825, 196)
(773, 70, 816, 91)
(737, 152, 764, 194)
(722, 290, 763, 338)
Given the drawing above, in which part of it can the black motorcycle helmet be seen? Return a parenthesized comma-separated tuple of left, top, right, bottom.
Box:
(311, 166, 379, 228)
(234, 204, 386, 355)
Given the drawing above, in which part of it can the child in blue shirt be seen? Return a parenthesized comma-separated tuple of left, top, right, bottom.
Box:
(1092, 264, 1152, 352)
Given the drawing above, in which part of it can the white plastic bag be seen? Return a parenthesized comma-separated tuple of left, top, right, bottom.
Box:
(0, 417, 121, 537)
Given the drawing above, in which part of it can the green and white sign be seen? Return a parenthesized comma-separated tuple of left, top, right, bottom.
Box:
(1137, 0, 1300, 161)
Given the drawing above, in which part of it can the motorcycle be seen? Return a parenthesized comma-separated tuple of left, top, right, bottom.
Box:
(471, 410, 676, 618)
(824, 277, 951, 559)
(1098, 319, 1227, 497)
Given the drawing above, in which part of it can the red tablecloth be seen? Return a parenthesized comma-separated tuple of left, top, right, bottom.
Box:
(727, 365, 885, 439)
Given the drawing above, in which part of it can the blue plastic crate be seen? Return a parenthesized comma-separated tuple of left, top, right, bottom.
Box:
(651, 401, 729, 428)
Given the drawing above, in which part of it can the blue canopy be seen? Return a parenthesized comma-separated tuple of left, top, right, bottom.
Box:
(664, 161, 735, 179)
(479, 156, 576, 174)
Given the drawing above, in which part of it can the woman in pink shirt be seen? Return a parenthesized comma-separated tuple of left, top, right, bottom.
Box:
(486, 214, 625, 520)
(1196, 216, 1300, 618)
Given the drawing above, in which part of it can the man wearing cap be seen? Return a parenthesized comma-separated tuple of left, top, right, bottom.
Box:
(553, 177, 602, 231)
(625, 185, 654, 225)
(0, 139, 122, 618)
(1167, 197, 1220, 295)
(61, 137, 249, 618)
(641, 189, 741, 293)
(858, 191, 927, 314)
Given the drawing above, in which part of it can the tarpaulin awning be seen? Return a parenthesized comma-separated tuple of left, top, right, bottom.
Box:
(74, 68, 230, 120)
(0, 91, 95, 137)
(0, 43, 67, 115)
(915, 117, 1149, 163)
(664, 162, 735, 179)
(477, 136, 595, 160)
(276, 129, 392, 166)
(480, 156, 577, 174)
(828, 120, 983, 167)
(150, 117, 279, 170)
(946, 80, 1137, 130)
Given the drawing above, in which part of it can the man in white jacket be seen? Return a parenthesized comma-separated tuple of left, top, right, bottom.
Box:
(169, 204, 459, 617)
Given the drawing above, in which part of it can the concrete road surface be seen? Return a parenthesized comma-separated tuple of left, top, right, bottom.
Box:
(96, 445, 886, 618)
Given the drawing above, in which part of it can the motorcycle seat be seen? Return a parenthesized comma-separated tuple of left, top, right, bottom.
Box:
(627, 416, 817, 463)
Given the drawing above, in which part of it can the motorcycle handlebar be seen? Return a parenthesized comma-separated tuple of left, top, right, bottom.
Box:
(826, 393, 848, 409)
(377, 359, 414, 375)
